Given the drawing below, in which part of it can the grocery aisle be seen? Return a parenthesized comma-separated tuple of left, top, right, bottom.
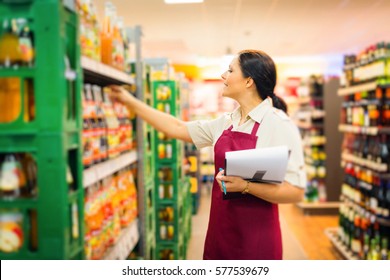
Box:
(187, 186, 309, 260)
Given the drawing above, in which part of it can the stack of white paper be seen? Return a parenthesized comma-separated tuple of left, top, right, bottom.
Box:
(225, 145, 289, 183)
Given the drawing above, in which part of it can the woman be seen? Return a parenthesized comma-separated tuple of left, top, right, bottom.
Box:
(109, 49, 306, 260)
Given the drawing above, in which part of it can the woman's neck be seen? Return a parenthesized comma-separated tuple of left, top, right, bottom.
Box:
(239, 99, 262, 125)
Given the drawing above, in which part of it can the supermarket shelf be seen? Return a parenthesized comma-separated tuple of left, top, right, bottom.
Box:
(341, 152, 388, 172)
(81, 56, 135, 85)
(296, 201, 340, 215)
(103, 218, 139, 260)
(337, 81, 377, 96)
(296, 120, 324, 130)
(338, 124, 390, 135)
(341, 161, 390, 179)
(325, 227, 358, 260)
(83, 151, 138, 187)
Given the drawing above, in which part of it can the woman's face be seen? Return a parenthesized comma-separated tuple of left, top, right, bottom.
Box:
(221, 56, 248, 99)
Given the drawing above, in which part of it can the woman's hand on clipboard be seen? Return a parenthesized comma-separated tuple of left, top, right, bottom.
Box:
(216, 169, 248, 194)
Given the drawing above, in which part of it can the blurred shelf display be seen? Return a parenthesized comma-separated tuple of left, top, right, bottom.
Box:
(293, 75, 343, 211)
(330, 42, 390, 260)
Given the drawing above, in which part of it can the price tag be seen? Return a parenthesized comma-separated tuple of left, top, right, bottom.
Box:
(63, 0, 76, 12)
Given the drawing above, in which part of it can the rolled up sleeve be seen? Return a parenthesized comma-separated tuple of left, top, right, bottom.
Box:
(185, 115, 228, 149)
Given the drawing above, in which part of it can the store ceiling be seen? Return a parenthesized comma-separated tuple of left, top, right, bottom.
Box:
(95, 0, 390, 63)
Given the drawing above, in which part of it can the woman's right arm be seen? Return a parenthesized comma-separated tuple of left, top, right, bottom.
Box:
(109, 85, 193, 143)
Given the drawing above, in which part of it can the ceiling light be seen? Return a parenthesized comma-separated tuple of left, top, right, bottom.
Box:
(164, 0, 204, 4)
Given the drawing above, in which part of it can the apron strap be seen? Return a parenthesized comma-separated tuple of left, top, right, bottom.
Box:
(227, 125, 234, 131)
(251, 122, 260, 136)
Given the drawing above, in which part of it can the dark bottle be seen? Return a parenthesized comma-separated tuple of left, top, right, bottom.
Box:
(338, 204, 345, 242)
(20, 153, 37, 197)
(348, 207, 355, 250)
(381, 237, 389, 260)
(362, 233, 370, 259)
(384, 180, 390, 220)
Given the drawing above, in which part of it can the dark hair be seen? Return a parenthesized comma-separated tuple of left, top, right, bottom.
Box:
(237, 49, 287, 113)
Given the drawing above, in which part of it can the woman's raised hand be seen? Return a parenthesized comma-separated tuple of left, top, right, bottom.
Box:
(107, 85, 135, 106)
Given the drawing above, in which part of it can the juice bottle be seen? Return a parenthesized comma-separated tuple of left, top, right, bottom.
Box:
(0, 19, 22, 67)
(112, 15, 124, 70)
(0, 210, 24, 253)
(0, 77, 21, 123)
(0, 153, 26, 199)
(100, 2, 113, 66)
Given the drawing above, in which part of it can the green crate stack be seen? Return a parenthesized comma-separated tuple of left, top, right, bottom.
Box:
(141, 64, 156, 259)
(0, 0, 84, 259)
(152, 80, 191, 259)
(181, 176, 192, 258)
(184, 143, 201, 215)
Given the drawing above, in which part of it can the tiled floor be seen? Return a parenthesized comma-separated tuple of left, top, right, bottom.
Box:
(187, 187, 312, 260)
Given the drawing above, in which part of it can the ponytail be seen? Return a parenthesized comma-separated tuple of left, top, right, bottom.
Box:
(271, 94, 288, 114)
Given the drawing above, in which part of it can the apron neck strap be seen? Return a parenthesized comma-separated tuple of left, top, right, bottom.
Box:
(227, 125, 234, 131)
(251, 122, 260, 136)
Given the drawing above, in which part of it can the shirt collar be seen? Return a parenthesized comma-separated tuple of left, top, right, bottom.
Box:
(230, 97, 273, 124)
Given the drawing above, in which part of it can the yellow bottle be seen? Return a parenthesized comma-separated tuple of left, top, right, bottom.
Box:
(0, 19, 22, 67)
(0, 78, 21, 123)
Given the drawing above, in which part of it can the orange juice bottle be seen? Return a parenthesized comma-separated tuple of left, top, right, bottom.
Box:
(100, 2, 113, 66)
(0, 77, 21, 123)
(112, 16, 124, 71)
(0, 19, 22, 67)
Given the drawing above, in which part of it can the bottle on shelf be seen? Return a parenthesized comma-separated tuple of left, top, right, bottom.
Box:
(0, 77, 22, 123)
(17, 18, 34, 67)
(0, 153, 27, 199)
(381, 237, 389, 260)
(0, 19, 22, 67)
(0, 210, 24, 253)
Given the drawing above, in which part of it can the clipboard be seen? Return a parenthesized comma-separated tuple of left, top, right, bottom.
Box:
(223, 146, 290, 200)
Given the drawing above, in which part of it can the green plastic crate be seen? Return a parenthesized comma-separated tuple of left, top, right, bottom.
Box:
(0, 0, 82, 135)
(0, 132, 84, 259)
(0, 0, 83, 259)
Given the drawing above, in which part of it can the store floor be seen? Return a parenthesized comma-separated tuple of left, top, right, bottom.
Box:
(187, 186, 342, 260)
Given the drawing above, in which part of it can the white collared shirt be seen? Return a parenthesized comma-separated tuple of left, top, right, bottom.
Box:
(186, 98, 307, 189)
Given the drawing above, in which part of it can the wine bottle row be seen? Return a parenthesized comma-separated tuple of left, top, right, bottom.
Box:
(340, 87, 390, 127)
(342, 133, 390, 172)
(338, 198, 389, 259)
(342, 41, 390, 87)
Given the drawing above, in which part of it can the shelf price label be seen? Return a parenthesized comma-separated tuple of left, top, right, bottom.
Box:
(63, 0, 76, 12)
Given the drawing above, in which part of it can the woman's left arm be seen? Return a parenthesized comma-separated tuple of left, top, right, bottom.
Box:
(216, 172, 305, 204)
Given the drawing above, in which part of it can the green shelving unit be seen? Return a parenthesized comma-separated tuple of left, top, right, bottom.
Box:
(151, 79, 191, 260)
(0, 0, 84, 259)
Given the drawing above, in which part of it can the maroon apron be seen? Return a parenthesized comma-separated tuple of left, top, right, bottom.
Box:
(203, 122, 282, 260)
